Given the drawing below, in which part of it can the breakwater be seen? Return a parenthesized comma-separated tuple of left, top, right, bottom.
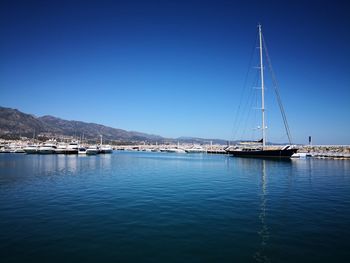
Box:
(298, 145, 350, 159)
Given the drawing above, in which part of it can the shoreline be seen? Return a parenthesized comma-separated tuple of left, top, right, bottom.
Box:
(1, 139, 350, 160)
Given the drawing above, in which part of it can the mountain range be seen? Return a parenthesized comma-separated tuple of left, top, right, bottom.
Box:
(0, 106, 228, 144)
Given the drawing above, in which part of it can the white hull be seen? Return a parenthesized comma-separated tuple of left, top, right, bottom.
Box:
(99, 145, 113, 154)
(55, 149, 66, 154)
(38, 149, 56, 154)
(166, 148, 186, 154)
(24, 148, 38, 154)
(86, 150, 98, 155)
(291, 152, 309, 159)
(78, 147, 87, 154)
(86, 146, 99, 155)
(185, 149, 206, 153)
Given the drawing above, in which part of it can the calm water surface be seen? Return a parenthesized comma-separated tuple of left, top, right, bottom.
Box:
(0, 152, 350, 262)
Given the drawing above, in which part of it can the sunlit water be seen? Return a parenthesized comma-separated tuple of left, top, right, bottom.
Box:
(0, 152, 349, 262)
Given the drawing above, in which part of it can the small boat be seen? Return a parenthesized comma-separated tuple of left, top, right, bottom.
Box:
(165, 142, 186, 154)
(291, 152, 311, 159)
(185, 146, 206, 153)
(166, 148, 186, 154)
(98, 135, 113, 154)
(38, 142, 57, 154)
(55, 143, 67, 154)
(11, 145, 26, 153)
(23, 145, 39, 154)
(151, 148, 160, 152)
(227, 25, 297, 158)
(86, 145, 99, 155)
(78, 146, 87, 154)
(99, 145, 113, 154)
(0, 146, 11, 153)
(66, 142, 79, 154)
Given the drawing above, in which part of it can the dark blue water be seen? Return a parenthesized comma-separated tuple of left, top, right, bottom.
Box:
(0, 152, 349, 262)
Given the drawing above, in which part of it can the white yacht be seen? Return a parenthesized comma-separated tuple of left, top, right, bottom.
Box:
(86, 145, 99, 155)
(166, 148, 186, 154)
(99, 145, 113, 154)
(23, 145, 39, 154)
(55, 142, 67, 154)
(66, 142, 79, 154)
(185, 145, 206, 153)
(166, 142, 186, 153)
(78, 146, 87, 154)
(38, 142, 57, 154)
(9, 144, 26, 153)
(98, 135, 113, 153)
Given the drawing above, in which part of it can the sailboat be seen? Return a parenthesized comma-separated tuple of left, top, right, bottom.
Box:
(227, 25, 298, 158)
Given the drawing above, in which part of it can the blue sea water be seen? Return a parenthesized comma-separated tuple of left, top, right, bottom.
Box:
(0, 152, 349, 262)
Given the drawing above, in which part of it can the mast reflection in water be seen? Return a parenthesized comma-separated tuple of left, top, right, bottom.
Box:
(254, 160, 271, 263)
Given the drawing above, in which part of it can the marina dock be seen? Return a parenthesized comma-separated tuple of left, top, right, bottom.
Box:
(1, 139, 350, 159)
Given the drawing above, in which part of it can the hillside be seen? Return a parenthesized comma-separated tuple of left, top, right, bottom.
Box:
(0, 106, 164, 142)
(0, 106, 229, 144)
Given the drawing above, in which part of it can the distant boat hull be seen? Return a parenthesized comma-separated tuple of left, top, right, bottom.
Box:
(38, 149, 56, 154)
(166, 148, 186, 153)
(55, 149, 66, 154)
(185, 149, 206, 153)
(23, 147, 38, 154)
(227, 148, 298, 158)
(86, 148, 98, 155)
(99, 149, 113, 154)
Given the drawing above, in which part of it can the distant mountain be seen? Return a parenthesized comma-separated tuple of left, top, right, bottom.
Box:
(0, 106, 229, 144)
(0, 107, 46, 135)
(0, 106, 164, 143)
(38, 115, 164, 142)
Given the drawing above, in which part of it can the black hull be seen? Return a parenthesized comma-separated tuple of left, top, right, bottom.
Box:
(227, 148, 297, 158)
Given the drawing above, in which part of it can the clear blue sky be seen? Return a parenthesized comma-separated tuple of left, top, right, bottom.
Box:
(1, 0, 349, 144)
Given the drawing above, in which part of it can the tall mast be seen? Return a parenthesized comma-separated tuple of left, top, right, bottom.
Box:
(258, 24, 266, 148)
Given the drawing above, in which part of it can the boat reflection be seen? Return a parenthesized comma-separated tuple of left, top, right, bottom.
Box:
(0, 154, 113, 186)
(254, 160, 271, 263)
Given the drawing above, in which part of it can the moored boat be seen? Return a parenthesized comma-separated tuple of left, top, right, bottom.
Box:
(166, 148, 186, 154)
(23, 145, 39, 154)
(86, 145, 99, 155)
(99, 145, 113, 154)
(227, 25, 297, 159)
(185, 146, 206, 153)
(78, 146, 87, 154)
(39, 142, 57, 154)
(229, 146, 297, 158)
(55, 143, 67, 154)
(66, 142, 79, 154)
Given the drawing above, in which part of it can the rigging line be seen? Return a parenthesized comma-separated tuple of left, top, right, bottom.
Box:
(231, 33, 259, 141)
(262, 34, 293, 144)
(236, 68, 259, 140)
(237, 71, 257, 140)
(240, 75, 259, 140)
(252, 86, 259, 140)
(232, 41, 257, 141)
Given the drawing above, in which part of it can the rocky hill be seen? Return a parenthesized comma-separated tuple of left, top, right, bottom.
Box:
(0, 106, 164, 142)
(0, 106, 229, 144)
